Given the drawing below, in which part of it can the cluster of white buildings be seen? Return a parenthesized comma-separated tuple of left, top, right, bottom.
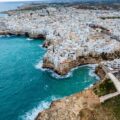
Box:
(101, 59, 120, 70)
(0, 6, 120, 72)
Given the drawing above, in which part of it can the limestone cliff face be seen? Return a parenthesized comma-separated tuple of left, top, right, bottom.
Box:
(36, 90, 117, 120)
(95, 66, 106, 80)
(43, 51, 120, 75)
(35, 90, 100, 120)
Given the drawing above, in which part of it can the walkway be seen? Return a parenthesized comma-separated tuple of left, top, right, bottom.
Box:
(100, 92, 120, 103)
(102, 65, 120, 92)
(100, 65, 120, 102)
(107, 73, 120, 92)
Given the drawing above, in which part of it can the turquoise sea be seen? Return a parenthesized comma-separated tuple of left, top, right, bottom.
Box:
(0, 36, 99, 120)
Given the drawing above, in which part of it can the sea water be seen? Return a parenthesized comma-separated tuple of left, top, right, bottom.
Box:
(0, 36, 99, 120)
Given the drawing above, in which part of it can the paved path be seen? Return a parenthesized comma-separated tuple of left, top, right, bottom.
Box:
(99, 65, 120, 102)
(107, 73, 120, 92)
(100, 92, 120, 103)
(102, 65, 120, 92)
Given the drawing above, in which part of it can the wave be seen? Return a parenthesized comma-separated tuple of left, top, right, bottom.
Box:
(50, 69, 73, 79)
(35, 60, 73, 79)
(87, 64, 98, 68)
(84, 84, 93, 90)
(6, 35, 10, 37)
(38, 44, 46, 50)
(35, 63, 72, 79)
(89, 68, 96, 77)
(51, 64, 100, 79)
(35, 60, 46, 71)
(21, 95, 61, 120)
(22, 101, 50, 120)
(0, 35, 10, 38)
(88, 64, 100, 80)
(38, 44, 43, 48)
(0, 35, 5, 38)
(35, 61, 99, 79)
(26, 38, 34, 41)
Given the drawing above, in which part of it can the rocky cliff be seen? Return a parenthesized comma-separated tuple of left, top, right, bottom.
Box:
(43, 51, 120, 75)
(35, 90, 100, 120)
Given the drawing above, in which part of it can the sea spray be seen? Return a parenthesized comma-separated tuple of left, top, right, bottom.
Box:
(35, 60, 73, 79)
(49, 64, 100, 79)
(88, 64, 100, 80)
(21, 96, 61, 120)
(84, 84, 94, 90)
(38, 44, 46, 50)
(0, 35, 5, 38)
(0, 35, 10, 38)
(26, 38, 34, 41)
(38, 44, 43, 48)
(35, 60, 46, 71)
(35, 61, 99, 79)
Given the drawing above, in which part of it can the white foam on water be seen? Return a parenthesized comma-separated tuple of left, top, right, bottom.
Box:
(38, 44, 46, 50)
(84, 84, 94, 90)
(88, 67, 96, 77)
(35, 60, 46, 71)
(6, 35, 10, 37)
(39, 44, 43, 48)
(21, 96, 60, 120)
(22, 64, 100, 120)
(35, 60, 72, 79)
(0, 35, 10, 38)
(0, 35, 5, 38)
(51, 64, 99, 79)
(22, 101, 50, 120)
(47, 64, 84, 79)
(89, 69, 98, 78)
(26, 38, 34, 41)
(88, 64, 100, 80)
(35, 62, 99, 80)
(44, 84, 49, 90)
(87, 64, 98, 68)
(51, 69, 73, 79)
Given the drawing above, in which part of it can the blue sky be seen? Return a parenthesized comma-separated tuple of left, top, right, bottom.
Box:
(0, 0, 41, 2)
(0, 0, 118, 3)
(0, 0, 24, 1)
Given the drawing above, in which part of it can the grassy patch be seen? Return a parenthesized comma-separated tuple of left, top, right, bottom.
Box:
(93, 79, 116, 97)
(102, 95, 120, 120)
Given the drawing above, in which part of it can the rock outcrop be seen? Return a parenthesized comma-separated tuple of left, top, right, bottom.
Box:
(35, 90, 100, 120)
(43, 50, 120, 75)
